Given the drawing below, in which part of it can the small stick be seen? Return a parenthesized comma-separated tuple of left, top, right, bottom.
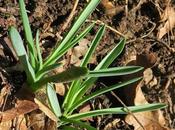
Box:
(131, 0, 146, 12)
(86, 19, 126, 38)
(110, 91, 146, 130)
(125, 0, 128, 17)
(56, 0, 79, 36)
(141, 21, 156, 38)
(148, 36, 175, 53)
(100, 82, 146, 130)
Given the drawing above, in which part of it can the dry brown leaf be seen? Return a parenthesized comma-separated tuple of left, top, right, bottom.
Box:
(123, 51, 169, 130)
(123, 51, 157, 105)
(0, 117, 28, 130)
(126, 113, 168, 130)
(0, 100, 38, 122)
(67, 39, 90, 66)
(0, 121, 12, 130)
(79, 103, 93, 121)
(125, 81, 168, 130)
(4, 37, 18, 61)
(45, 119, 57, 130)
(0, 85, 11, 108)
(34, 98, 58, 122)
(104, 119, 120, 130)
(157, 6, 175, 39)
(12, 115, 28, 130)
(125, 75, 168, 130)
(101, 0, 124, 17)
(143, 68, 153, 85)
(29, 110, 46, 130)
(55, 83, 66, 96)
(136, 52, 157, 68)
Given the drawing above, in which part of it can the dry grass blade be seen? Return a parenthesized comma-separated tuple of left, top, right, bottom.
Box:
(34, 98, 58, 122)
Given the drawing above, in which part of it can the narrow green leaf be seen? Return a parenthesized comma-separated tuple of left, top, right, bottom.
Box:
(47, 83, 62, 117)
(88, 66, 143, 77)
(19, 0, 36, 68)
(61, 117, 96, 130)
(9, 27, 27, 56)
(68, 77, 142, 113)
(36, 63, 62, 80)
(9, 26, 35, 84)
(96, 38, 125, 69)
(64, 25, 105, 110)
(43, 23, 95, 67)
(62, 80, 81, 109)
(43, 0, 101, 66)
(62, 23, 95, 109)
(81, 25, 105, 67)
(67, 103, 167, 120)
(33, 67, 88, 91)
(35, 29, 43, 70)
(69, 39, 125, 108)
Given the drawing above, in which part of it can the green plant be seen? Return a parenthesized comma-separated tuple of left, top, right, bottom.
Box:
(9, 0, 101, 91)
(47, 37, 166, 129)
(9, 0, 166, 129)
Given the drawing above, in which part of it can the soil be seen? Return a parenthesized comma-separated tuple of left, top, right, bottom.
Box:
(0, 0, 175, 130)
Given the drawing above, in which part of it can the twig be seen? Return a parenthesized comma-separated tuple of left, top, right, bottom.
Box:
(131, 0, 147, 12)
(164, 78, 171, 90)
(141, 21, 156, 38)
(100, 82, 145, 130)
(56, 0, 79, 36)
(86, 19, 126, 38)
(110, 91, 146, 130)
(125, 0, 128, 17)
(0, 7, 16, 14)
(148, 36, 175, 53)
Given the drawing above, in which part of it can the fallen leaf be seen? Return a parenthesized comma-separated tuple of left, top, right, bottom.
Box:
(104, 118, 120, 130)
(29, 110, 57, 130)
(55, 83, 65, 96)
(125, 81, 168, 130)
(45, 118, 57, 130)
(0, 84, 11, 108)
(12, 115, 28, 130)
(79, 103, 93, 121)
(0, 121, 12, 130)
(101, 0, 124, 17)
(34, 98, 58, 122)
(143, 68, 153, 85)
(123, 51, 169, 129)
(123, 51, 157, 105)
(29, 110, 46, 130)
(157, 6, 175, 39)
(68, 39, 89, 66)
(0, 100, 38, 122)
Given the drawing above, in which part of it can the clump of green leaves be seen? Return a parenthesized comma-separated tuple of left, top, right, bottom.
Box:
(9, 0, 101, 91)
(47, 38, 166, 129)
(9, 0, 166, 129)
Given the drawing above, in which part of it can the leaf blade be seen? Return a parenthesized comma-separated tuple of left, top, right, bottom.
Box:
(19, 0, 36, 67)
(64, 25, 106, 110)
(35, 29, 43, 70)
(9, 26, 35, 84)
(88, 66, 143, 77)
(43, 0, 101, 66)
(70, 39, 125, 107)
(47, 83, 62, 117)
(81, 25, 105, 67)
(67, 103, 167, 120)
(61, 117, 96, 130)
(33, 67, 88, 91)
(68, 77, 142, 113)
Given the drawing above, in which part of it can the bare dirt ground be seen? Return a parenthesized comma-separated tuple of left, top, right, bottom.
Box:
(0, 0, 175, 129)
